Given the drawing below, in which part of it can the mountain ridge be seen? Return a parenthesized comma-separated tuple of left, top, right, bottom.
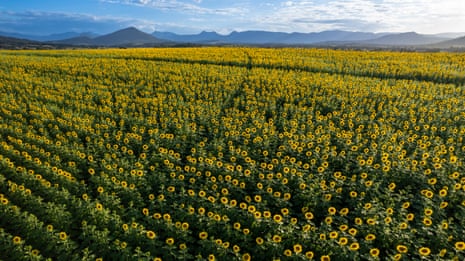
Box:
(2, 27, 465, 49)
(151, 30, 465, 48)
(0, 35, 64, 49)
(90, 27, 166, 46)
(360, 32, 447, 46)
(429, 36, 465, 48)
(50, 27, 169, 46)
(0, 31, 98, 42)
(152, 29, 391, 45)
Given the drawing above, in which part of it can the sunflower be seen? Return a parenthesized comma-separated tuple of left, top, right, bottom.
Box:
(283, 249, 292, 256)
(328, 207, 337, 215)
(369, 248, 380, 257)
(305, 212, 314, 220)
(146, 230, 156, 240)
(248, 205, 256, 213)
(365, 234, 376, 241)
(233, 222, 241, 230)
(439, 249, 447, 257)
(293, 244, 302, 253)
(12, 236, 21, 244)
(349, 242, 360, 251)
(325, 216, 333, 224)
(388, 183, 396, 191)
(181, 222, 189, 230)
(396, 245, 408, 253)
(339, 208, 349, 216)
(59, 232, 67, 240)
(338, 237, 348, 246)
(273, 214, 283, 223)
(399, 222, 408, 229)
(242, 253, 251, 261)
(199, 232, 208, 240)
(438, 188, 448, 197)
(348, 228, 358, 236)
(406, 213, 414, 221)
(418, 247, 431, 256)
(455, 241, 465, 251)
(281, 208, 289, 215)
(142, 208, 149, 216)
(339, 225, 348, 231)
(305, 251, 314, 259)
(422, 218, 433, 226)
(272, 235, 282, 243)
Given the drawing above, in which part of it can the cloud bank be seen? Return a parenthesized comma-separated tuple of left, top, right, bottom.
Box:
(0, 0, 464, 35)
(252, 0, 465, 33)
(0, 11, 157, 35)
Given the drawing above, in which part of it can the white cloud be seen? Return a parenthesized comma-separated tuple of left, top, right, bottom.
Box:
(102, 0, 246, 16)
(0, 10, 157, 34)
(2, 0, 464, 35)
(239, 0, 465, 33)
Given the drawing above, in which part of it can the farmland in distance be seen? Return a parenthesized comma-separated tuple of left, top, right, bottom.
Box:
(1, 47, 465, 260)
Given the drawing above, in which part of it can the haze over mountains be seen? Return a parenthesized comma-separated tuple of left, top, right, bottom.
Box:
(1, 27, 465, 49)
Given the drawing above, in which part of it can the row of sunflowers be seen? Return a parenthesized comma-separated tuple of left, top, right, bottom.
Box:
(1, 47, 465, 260)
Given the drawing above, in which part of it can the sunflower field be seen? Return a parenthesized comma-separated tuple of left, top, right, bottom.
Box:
(1, 47, 465, 260)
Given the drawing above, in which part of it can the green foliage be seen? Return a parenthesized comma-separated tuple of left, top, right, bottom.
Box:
(1, 47, 465, 260)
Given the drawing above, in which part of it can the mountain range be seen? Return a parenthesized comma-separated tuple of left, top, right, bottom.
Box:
(1, 27, 465, 49)
(54, 27, 166, 46)
(152, 30, 393, 45)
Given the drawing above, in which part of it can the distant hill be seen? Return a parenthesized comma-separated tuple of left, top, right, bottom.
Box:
(91, 27, 165, 46)
(434, 32, 465, 39)
(4, 27, 465, 50)
(152, 30, 388, 45)
(224, 30, 289, 44)
(153, 31, 223, 44)
(41, 29, 464, 49)
(430, 36, 465, 49)
(441, 36, 465, 46)
(0, 35, 58, 49)
(278, 30, 388, 44)
(0, 31, 98, 42)
(53, 36, 95, 46)
(361, 32, 447, 46)
(52, 27, 170, 47)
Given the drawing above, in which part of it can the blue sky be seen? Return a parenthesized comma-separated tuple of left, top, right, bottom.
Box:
(1, 0, 464, 35)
